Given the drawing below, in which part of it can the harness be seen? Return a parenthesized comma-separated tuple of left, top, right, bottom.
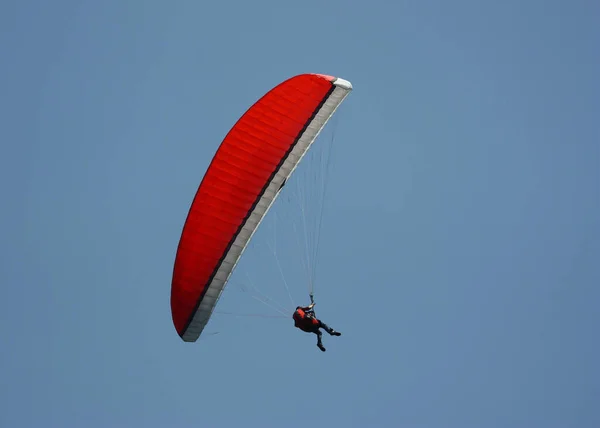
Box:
(293, 293, 319, 331)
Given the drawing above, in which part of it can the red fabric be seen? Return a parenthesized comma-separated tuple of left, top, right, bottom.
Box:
(171, 74, 335, 336)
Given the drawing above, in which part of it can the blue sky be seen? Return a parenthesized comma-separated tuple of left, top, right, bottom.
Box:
(1, 1, 599, 427)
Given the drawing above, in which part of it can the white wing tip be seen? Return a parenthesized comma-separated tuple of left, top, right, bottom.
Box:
(333, 77, 353, 91)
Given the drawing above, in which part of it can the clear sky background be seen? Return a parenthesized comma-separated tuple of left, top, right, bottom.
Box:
(1, 1, 599, 427)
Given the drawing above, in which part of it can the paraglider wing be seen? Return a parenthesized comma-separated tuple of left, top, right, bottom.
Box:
(170, 73, 352, 342)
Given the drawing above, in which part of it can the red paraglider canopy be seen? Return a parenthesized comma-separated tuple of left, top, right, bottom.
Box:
(171, 73, 352, 342)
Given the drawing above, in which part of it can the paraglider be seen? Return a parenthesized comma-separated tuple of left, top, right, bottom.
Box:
(293, 298, 341, 352)
(170, 73, 352, 343)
